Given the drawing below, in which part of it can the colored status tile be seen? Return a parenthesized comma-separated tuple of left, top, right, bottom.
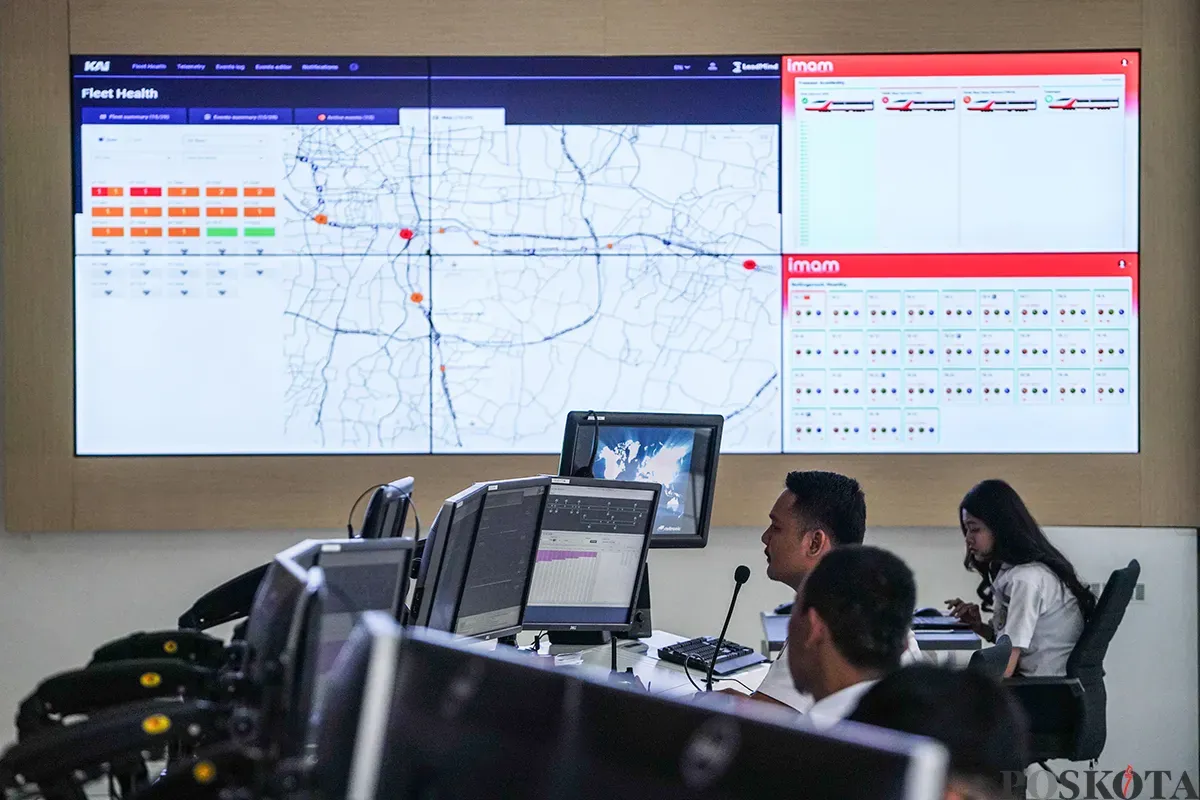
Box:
(91, 187, 124, 197)
(243, 227, 275, 237)
(130, 187, 163, 197)
(243, 187, 275, 197)
(243, 207, 275, 218)
(206, 227, 238, 237)
(205, 207, 238, 218)
(130, 207, 163, 217)
(91, 207, 124, 217)
(169, 207, 201, 218)
(168, 227, 201, 237)
(130, 227, 163, 237)
(168, 187, 200, 197)
(205, 187, 238, 197)
(91, 227, 124, 237)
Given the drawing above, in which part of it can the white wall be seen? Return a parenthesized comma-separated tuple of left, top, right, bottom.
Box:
(0, 521, 1193, 778)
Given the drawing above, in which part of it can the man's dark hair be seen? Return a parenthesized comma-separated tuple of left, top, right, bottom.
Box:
(848, 665, 1030, 797)
(784, 470, 866, 546)
(799, 545, 914, 671)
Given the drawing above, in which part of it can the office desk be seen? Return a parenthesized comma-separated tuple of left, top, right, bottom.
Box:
(760, 613, 982, 658)
(542, 630, 770, 699)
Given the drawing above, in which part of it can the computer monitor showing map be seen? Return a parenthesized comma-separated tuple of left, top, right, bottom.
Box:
(522, 477, 660, 632)
(559, 412, 722, 549)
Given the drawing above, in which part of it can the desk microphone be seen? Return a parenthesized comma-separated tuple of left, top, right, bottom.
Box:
(705, 565, 751, 691)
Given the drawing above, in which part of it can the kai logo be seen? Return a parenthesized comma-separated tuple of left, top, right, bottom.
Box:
(83, 60, 111, 72)
(787, 59, 834, 73)
(787, 257, 840, 274)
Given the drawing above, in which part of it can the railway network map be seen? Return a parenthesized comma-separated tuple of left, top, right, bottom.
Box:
(71, 53, 1140, 454)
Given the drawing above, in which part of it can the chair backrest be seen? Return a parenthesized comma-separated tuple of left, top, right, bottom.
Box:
(967, 635, 1012, 679)
(1065, 559, 1140, 683)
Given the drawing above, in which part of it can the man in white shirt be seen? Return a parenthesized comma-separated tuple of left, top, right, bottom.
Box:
(786, 545, 918, 727)
(749, 471, 921, 711)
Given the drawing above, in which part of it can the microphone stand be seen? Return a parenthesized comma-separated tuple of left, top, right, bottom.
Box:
(705, 580, 745, 691)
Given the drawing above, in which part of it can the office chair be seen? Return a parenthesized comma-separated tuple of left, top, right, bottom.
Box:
(967, 634, 1012, 679)
(1004, 558, 1140, 766)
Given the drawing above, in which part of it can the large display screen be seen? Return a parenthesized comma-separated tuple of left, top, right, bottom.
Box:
(71, 52, 1139, 455)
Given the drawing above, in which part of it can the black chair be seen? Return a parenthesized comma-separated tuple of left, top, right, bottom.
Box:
(968, 634, 1012, 679)
(1004, 559, 1140, 766)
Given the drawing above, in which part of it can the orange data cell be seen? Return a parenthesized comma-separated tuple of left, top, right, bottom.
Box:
(130, 227, 163, 237)
(205, 207, 238, 218)
(91, 207, 124, 217)
(91, 227, 124, 237)
(168, 227, 201, 237)
(168, 187, 200, 197)
(169, 207, 201, 218)
(130, 207, 164, 217)
(205, 187, 238, 197)
(90, 187, 124, 197)
(243, 207, 276, 218)
(243, 187, 276, 197)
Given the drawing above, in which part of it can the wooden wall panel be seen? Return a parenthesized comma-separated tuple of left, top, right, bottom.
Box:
(1, 0, 76, 530)
(2, 0, 1194, 531)
(1138, 0, 1200, 524)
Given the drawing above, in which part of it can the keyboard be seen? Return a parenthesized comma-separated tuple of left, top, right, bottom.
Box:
(656, 636, 767, 676)
(910, 614, 972, 630)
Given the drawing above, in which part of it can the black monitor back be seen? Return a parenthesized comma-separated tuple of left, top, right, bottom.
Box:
(360, 480, 412, 539)
(375, 628, 575, 800)
(557, 680, 947, 800)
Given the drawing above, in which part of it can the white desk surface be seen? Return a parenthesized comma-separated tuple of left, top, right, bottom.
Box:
(538, 630, 770, 699)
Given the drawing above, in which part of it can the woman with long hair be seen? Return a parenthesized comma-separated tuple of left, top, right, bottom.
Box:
(945, 479, 1095, 677)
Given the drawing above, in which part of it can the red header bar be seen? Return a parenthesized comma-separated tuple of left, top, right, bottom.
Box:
(782, 52, 1139, 106)
(783, 52, 1138, 79)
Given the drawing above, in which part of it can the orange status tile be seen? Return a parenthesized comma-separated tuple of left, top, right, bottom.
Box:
(205, 187, 238, 197)
(168, 187, 200, 197)
(167, 227, 201, 237)
(130, 227, 163, 237)
(168, 207, 200, 218)
(91, 207, 124, 217)
(243, 207, 276, 218)
(130, 207, 163, 217)
(205, 207, 238, 218)
(243, 187, 276, 197)
(91, 227, 124, 237)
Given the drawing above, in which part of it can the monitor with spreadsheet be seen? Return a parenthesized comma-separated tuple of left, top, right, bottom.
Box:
(559, 411, 721, 549)
(523, 477, 660, 632)
(411, 477, 551, 640)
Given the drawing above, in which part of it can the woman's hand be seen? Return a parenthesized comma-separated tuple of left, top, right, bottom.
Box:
(945, 598, 993, 640)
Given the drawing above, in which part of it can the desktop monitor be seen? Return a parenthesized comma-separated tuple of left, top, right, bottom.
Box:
(558, 679, 948, 800)
(522, 476, 660, 634)
(311, 538, 415, 674)
(559, 411, 723, 549)
(317, 612, 404, 800)
(277, 566, 327, 761)
(242, 550, 311, 688)
(359, 477, 414, 539)
(411, 477, 551, 640)
(374, 627, 577, 800)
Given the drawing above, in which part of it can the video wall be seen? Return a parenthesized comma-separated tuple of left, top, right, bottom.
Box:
(70, 52, 1139, 455)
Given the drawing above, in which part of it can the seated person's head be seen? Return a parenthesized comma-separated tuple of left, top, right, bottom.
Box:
(848, 665, 1030, 800)
(788, 545, 915, 701)
(763, 470, 866, 589)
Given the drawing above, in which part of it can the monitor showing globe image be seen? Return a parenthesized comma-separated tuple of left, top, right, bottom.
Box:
(593, 426, 700, 537)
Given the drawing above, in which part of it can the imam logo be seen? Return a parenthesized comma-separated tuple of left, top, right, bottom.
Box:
(787, 257, 840, 275)
(83, 60, 111, 72)
(788, 59, 834, 73)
